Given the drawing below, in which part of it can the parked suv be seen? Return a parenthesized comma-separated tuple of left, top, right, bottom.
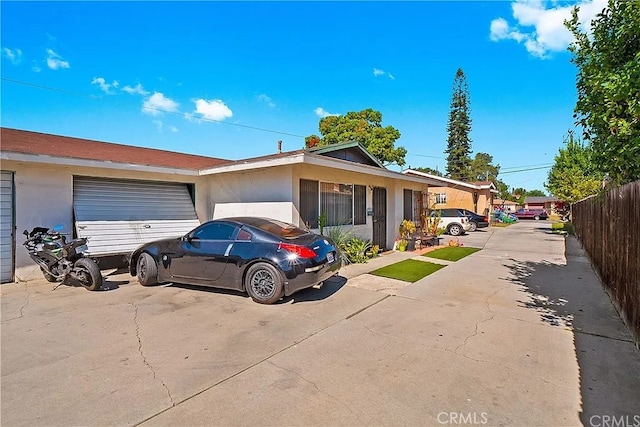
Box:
(458, 209, 489, 232)
(429, 209, 472, 236)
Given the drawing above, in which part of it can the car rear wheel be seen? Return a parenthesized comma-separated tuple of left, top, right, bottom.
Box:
(469, 221, 478, 232)
(448, 224, 463, 236)
(534, 215, 540, 220)
(137, 253, 158, 286)
(245, 262, 284, 304)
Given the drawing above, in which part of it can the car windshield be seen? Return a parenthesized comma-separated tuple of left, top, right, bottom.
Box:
(248, 218, 309, 239)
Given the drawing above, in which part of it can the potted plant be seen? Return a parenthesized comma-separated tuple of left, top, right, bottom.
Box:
(397, 239, 408, 251)
(399, 220, 417, 250)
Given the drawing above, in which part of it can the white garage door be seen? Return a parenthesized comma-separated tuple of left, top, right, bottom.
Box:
(73, 177, 201, 256)
(1, 171, 14, 283)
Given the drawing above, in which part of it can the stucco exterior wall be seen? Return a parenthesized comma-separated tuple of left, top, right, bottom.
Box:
(3, 160, 209, 281)
(429, 185, 494, 215)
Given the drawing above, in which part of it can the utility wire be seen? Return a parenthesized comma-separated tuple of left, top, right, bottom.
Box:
(1, 77, 307, 139)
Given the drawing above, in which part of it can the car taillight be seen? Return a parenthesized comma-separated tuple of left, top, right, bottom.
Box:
(278, 243, 317, 259)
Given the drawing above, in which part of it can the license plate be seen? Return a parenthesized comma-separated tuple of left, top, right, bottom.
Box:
(76, 244, 88, 253)
(326, 252, 335, 263)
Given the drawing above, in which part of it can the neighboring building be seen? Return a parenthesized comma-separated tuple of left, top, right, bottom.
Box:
(402, 170, 498, 216)
(492, 199, 519, 213)
(524, 196, 565, 213)
(0, 128, 442, 283)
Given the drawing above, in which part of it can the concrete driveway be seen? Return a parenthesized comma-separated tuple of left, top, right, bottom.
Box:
(2, 221, 639, 426)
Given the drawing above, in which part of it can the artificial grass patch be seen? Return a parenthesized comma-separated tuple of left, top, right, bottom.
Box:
(370, 259, 445, 283)
(424, 246, 481, 262)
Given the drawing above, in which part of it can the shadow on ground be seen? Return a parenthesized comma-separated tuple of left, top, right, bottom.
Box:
(503, 236, 640, 425)
(164, 275, 347, 305)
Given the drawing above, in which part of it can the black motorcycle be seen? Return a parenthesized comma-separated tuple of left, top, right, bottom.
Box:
(23, 225, 103, 291)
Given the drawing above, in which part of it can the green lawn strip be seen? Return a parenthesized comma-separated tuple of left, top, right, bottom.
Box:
(551, 222, 574, 234)
(424, 246, 481, 262)
(370, 259, 445, 283)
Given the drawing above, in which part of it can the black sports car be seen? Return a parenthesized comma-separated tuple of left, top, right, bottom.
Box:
(129, 217, 342, 304)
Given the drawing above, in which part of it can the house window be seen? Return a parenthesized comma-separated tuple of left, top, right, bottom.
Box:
(403, 189, 413, 220)
(300, 179, 319, 228)
(353, 185, 366, 225)
(299, 180, 366, 228)
(435, 193, 447, 204)
(321, 182, 353, 226)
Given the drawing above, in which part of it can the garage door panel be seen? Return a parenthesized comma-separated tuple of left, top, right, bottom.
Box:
(73, 177, 200, 256)
(1, 171, 14, 283)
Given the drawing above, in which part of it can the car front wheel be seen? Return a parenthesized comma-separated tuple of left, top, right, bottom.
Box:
(137, 253, 158, 286)
(469, 221, 477, 232)
(245, 262, 284, 304)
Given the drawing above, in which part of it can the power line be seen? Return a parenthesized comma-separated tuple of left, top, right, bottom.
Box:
(499, 165, 552, 174)
(1, 77, 307, 139)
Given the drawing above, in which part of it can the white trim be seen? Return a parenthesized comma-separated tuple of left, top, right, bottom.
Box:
(1, 152, 199, 176)
(402, 169, 497, 190)
(199, 152, 443, 185)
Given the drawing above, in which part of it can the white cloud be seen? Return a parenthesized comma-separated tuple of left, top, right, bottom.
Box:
(142, 92, 179, 116)
(489, 0, 607, 58)
(2, 47, 22, 65)
(91, 77, 119, 94)
(257, 94, 276, 108)
(122, 83, 149, 96)
(373, 67, 395, 79)
(314, 107, 339, 118)
(46, 48, 70, 69)
(193, 99, 233, 121)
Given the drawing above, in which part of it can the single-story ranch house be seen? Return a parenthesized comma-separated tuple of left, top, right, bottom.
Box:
(401, 169, 497, 216)
(0, 127, 443, 283)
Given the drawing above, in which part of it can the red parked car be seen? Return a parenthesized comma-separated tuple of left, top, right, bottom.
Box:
(514, 209, 548, 220)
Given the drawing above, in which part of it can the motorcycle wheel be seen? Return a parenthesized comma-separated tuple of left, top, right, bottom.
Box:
(73, 258, 103, 291)
(40, 267, 58, 283)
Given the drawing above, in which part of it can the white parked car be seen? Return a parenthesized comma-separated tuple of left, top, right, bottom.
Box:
(428, 209, 472, 236)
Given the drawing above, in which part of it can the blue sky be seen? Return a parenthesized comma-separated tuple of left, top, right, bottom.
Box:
(1, 0, 607, 192)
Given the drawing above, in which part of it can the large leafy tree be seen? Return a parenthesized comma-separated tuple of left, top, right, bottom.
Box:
(470, 152, 500, 182)
(444, 68, 473, 181)
(305, 108, 407, 166)
(412, 166, 443, 176)
(546, 131, 601, 203)
(565, 0, 640, 184)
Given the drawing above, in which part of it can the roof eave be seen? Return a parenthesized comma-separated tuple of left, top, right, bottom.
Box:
(1, 152, 200, 176)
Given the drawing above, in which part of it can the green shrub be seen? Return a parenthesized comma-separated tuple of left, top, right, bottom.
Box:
(343, 237, 371, 264)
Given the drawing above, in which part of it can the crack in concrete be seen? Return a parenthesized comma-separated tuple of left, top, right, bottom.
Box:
(130, 302, 175, 407)
(453, 285, 507, 353)
(2, 283, 31, 322)
(266, 360, 364, 423)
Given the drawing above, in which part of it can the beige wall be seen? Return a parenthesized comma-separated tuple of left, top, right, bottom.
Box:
(3, 160, 209, 281)
(429, 185, 493, 215)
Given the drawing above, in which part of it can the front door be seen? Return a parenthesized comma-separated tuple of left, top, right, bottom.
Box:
(372, 187, 387, 250)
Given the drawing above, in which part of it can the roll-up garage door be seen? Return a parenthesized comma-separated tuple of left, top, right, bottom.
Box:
(73, 177, 201, 256)
(1, 171, 15, 283)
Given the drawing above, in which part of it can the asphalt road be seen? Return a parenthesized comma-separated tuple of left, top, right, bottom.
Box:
(1, 221, 639, 426)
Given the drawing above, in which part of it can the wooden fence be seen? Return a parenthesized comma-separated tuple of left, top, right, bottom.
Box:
(572, 181, 640, 348)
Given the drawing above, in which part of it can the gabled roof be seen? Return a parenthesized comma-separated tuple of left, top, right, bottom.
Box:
(402, 169, 498, 192)
(0, 127, 230, 170)
(306, 141, 385, 168)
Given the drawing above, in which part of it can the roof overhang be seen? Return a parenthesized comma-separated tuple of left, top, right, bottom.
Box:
(1, 152, 200, 176)
(199, 152, 443, 185)
(403, 169, 498, 191)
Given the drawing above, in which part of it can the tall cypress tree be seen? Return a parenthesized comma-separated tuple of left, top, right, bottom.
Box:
(444, 68, 473, 181)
